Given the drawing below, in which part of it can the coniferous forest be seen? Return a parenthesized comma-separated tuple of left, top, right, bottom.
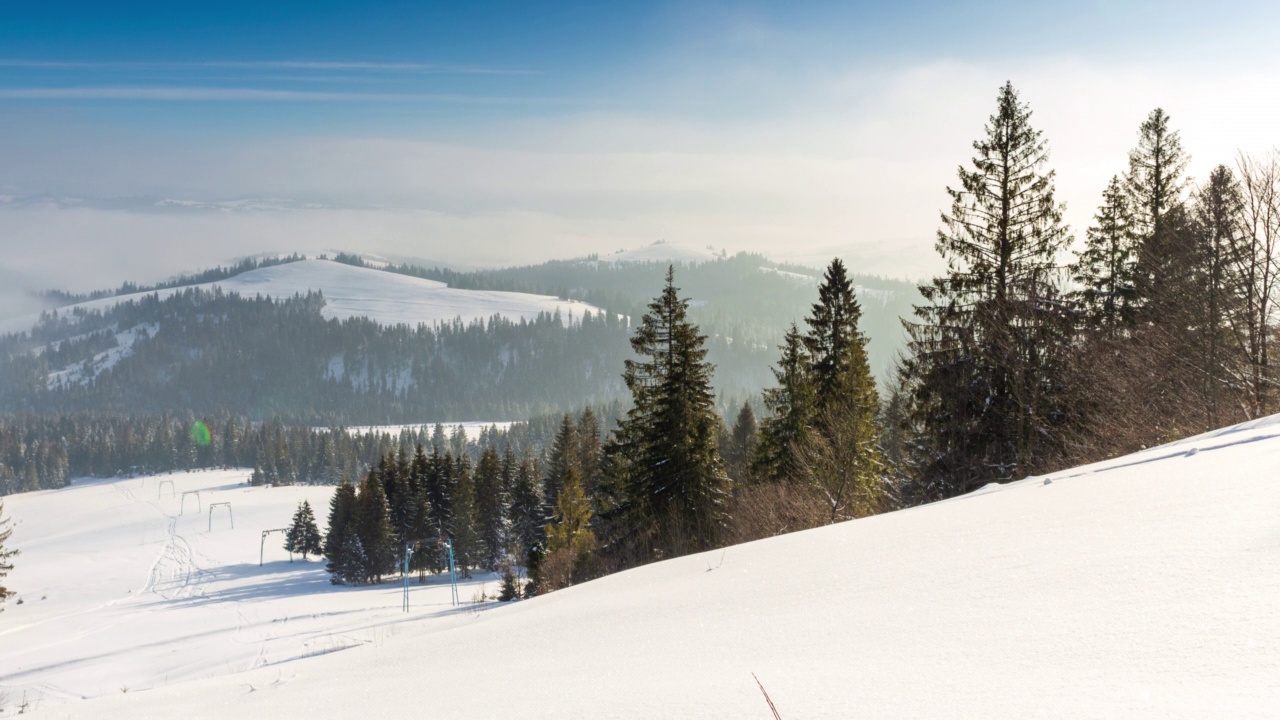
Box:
(4, 82, 1279, 599)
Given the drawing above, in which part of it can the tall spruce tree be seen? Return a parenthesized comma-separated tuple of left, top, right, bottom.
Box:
(0, 499, 16, 602)
(604, 266, 729, 558)
(323, 482, 359, 584)
(905, 82, 1074, 496)
(543, 414, 580, 525)
(1072, 176, 1140, 333)
(752, 324, 816, 483)
(1192, 165, 1248, 428)
(1126, 108, 1191, 315)
(800, 258, 884, 499)
(355, 469, 395, 584)
(450, 454, 480, 576)
(474, 446, 506, 569)
(507, 454, 542, 559)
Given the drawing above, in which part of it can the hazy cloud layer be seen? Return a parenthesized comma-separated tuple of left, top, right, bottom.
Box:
(2, 56, 1278, 295)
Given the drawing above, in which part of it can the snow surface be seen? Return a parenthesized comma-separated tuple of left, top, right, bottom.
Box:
(6, 417, 1280, 718)
(600, 242, 722, 265)
(0, 259, 606, 336)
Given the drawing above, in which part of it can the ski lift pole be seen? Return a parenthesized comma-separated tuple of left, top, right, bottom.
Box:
(402, 542, 415, 613)
(446, 540, 459, 606)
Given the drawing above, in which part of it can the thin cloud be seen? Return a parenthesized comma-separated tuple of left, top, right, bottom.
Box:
(0, 86, 561, 104)
(0, 59, 541, 75)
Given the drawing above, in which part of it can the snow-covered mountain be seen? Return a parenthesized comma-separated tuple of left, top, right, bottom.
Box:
(0, 258, 606, 337)
(6, 415, 1279, 718)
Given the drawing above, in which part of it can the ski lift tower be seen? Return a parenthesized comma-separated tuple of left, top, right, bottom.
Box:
(402, 538, 459, 612)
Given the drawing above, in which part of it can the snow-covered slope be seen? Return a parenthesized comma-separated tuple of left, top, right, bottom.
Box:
(600, 242, 722, 264)
(0, 259, 605, 336)
(9, 417, 1280, 718)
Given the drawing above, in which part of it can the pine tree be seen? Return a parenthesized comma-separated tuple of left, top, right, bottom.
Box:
(323, 482, 358, 584)
(752, 324, 816, 483)
(724, 401, 758, 484)
(800, 258, 884, 501)
(285, 500, 323, 561)
(0, 499, 16, 602)
(473, 446, 506, 569)
(604, 266, 729, 559)
(1126, 108, 1191, 316)
(543, 414, 579, 522)
(450, 454, 480, 577)
(544, 468, 596, 589)
(1072, 176, 1140, 332)
(355, 469, 395, 584)
(905, 82, 1074, 496)
(507, 454, 542, 559)
(1191, 165, 1248, 428)
(576, 408, 603, 509)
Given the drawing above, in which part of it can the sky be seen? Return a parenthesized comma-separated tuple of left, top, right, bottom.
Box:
(2, 0, 1280, 296)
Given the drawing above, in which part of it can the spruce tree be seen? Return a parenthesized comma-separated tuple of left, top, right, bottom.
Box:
(724, 401, 758, 484)
(752, 324, 816, 483)
(905, 82, 1074, 496)
(355, 469, 395, 583)
(507, 454, 542, 559)
(474, 446, 506, 569)
(1072, 176, 1140, 333)
(543, 414, 579, 522)
(1191, 165, 1248, 428)
(323, 482, 358, 584)
(604, 266, 729, 558)
(1126, 108, 1191, 315)
(285, 500, 323, 561)
(450, 454, 480, 577)
(545, 468, 595, 588)
(0, 499, 15, 602)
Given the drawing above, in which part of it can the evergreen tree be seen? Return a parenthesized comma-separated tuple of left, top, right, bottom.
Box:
(545, 468, 596, 589)
(905, 82, 1074, 497)
(323, 482, 359, 584)
(355, 469, 395, 583)
(450, 454, 480, 577)
(507, 455, 542, 559)
(0, 499, 16, 602)
(1126, 108, 1191, 315)
(1191, 165, 1248, 428)
(724, 401, 758, 484)
(543, 414, 579, 522)
(752, 324, 816, 483)
(285, 500, 323, 561)
(576, 408, 604, 509)
(604, 266, 729, 559)
(1072, 176, 1140, 332)
(474, 446, 506, 569)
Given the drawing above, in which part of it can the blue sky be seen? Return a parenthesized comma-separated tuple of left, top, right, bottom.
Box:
(2, 1, 1279, 293)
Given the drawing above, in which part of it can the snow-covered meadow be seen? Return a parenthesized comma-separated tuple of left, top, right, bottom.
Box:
(4, 415, 1280, 717)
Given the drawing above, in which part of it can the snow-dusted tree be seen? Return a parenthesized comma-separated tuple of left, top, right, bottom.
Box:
(473, 447, 506, 570)
(905, 82, 1074, 496)
(323, 482, 358, 584)
(355, 468, 395, 583)
(285, 500, 323, 561)
(1234, 151, 1280, 416)
(0, 499, 16, 603)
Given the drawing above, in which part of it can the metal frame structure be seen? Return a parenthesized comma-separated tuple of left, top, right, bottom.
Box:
(402, 538, 459, 612)
(260, 528, 291, 566)
(157, 479, 175, 499)
(208, 502, 233, 531)
(180, 490, 202, 515)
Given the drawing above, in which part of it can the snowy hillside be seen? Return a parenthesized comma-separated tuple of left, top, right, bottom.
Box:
(8, 416, 1280, 717)
(600, 242, 723, 265)
(0, 259, 605, 336)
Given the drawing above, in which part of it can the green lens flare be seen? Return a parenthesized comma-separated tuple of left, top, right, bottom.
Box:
(190, 421, 212, 447)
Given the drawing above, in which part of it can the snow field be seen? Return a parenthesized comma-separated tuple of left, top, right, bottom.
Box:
(0, 470, 499, 710)
(1, 258, 607, 336)
(6, 416, 1280, 717)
